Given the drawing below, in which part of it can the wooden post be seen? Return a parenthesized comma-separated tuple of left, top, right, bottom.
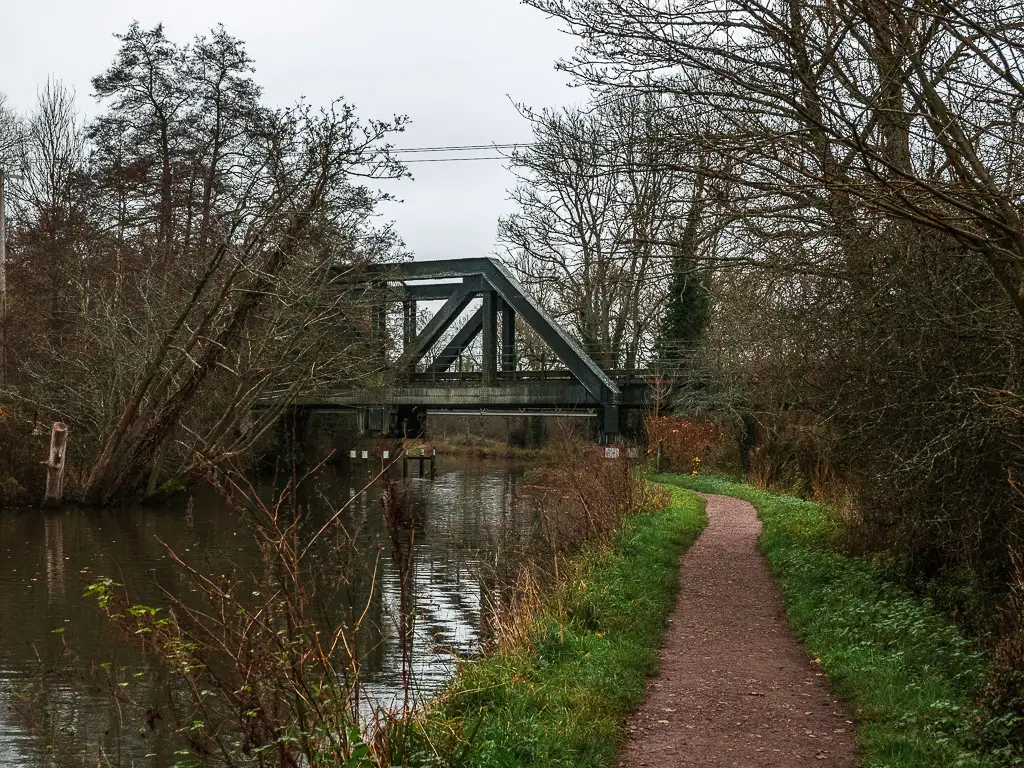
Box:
(42, 422, 69, 509)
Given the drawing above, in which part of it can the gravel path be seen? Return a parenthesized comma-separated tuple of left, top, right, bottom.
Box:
(617, 493, 859, 767)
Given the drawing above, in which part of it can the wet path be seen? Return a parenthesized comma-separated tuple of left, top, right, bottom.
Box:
(618, 493, 859, 767)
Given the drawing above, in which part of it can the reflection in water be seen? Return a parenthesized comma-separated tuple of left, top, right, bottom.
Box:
(44, 516, 65, 605)
(0, 457, 533, 767)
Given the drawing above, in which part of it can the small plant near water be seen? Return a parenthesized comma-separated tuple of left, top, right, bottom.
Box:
(85, 474, 374, 767)
(659, 474, 1014, 767)
(522, 449, 648, 557)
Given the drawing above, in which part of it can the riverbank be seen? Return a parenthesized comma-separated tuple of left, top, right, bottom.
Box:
(420, 434, 565, 461)
(658, 474, 1007, 767)
(404, 482, 706, 767)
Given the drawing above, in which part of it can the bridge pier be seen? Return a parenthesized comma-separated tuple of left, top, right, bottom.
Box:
(357, 405, 387, 436)
(355, 404, 427, 439)
(599, 404, 620, 445)
(500, 298, 516, 372)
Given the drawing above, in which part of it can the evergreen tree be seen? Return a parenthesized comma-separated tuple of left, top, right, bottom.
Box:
(656, 195, 711, 371)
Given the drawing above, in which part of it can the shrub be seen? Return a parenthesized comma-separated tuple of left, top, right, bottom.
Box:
(644, 415, 724, 473)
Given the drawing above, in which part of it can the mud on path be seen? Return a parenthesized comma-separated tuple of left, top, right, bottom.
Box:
(618, 493, 859, 767)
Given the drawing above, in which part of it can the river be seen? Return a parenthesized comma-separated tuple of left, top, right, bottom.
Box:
(0, 456, 534, 766)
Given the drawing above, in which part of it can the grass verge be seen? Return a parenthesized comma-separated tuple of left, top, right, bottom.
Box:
(405, 484, 706, 768)
(657, 473, 1003, 768)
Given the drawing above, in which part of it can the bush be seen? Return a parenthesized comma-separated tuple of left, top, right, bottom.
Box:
(0, 406, 47, 505)
(644, 415, 724, 474)
(523, 449, 650, 555)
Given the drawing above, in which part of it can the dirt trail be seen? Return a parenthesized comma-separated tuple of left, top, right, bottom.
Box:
(618, 493, 859, 767)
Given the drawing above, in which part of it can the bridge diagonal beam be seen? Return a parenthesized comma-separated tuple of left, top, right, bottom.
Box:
(376, 258, 620, 409)
(427, 306, 483, 374)
(398, 284, 476, 370)
(481, 260, 619, 409)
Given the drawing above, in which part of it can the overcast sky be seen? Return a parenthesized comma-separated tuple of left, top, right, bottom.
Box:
(2, 0, 583, 261)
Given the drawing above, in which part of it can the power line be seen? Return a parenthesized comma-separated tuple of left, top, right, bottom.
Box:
(401, 155, 509, 164)
(392, 143, 529, 154)
(383, 139, 712, 174)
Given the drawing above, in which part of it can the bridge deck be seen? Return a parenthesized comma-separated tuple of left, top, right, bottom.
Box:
(292, 373, 655, 410)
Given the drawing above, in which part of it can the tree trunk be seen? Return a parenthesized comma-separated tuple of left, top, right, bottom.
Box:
(42, 422, 69, 509)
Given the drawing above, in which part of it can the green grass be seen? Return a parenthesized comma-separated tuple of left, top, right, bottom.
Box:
(411, 485, 707, 768)
(657, 473, 1003, 768)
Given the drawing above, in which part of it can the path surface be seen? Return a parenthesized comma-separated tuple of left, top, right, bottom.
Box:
(618, 493, 859, 767)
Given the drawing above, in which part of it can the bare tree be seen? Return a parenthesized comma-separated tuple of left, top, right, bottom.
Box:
(528, 0, 1024, 325)
(83, 100, 407, 504)
(8, 81, 88, 332)
(499, 93, 708, 368)
(519, 5, 1024, 695)
(0, 25, 410, 505)
(0, 93, 21, 168)
(0, 93, 25, 387)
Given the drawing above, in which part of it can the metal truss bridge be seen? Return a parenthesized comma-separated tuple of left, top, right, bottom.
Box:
(292, 258, 662, 443)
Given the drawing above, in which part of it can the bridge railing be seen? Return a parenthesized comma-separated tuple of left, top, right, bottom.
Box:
(408, 368, 661, 384)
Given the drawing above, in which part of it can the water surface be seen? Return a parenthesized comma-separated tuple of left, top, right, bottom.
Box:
(0, 457, 533, 766)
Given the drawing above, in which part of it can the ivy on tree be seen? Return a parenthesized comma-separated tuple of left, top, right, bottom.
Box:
(656, 214, 711, 372)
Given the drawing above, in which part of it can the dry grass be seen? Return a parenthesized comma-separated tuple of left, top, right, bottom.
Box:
(525, 450, 649, 554)
(478, 453, 670, 655)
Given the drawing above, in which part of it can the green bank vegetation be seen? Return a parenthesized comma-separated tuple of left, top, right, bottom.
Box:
(659, 474, 1010, 768)
(392, 484, 706, 768)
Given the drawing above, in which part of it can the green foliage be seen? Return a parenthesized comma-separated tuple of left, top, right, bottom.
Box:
(83, 578, 120, 611)
(655, 237, 712, 370)
(658, 474, 1008, 767)
(415, 485, 707, 768)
